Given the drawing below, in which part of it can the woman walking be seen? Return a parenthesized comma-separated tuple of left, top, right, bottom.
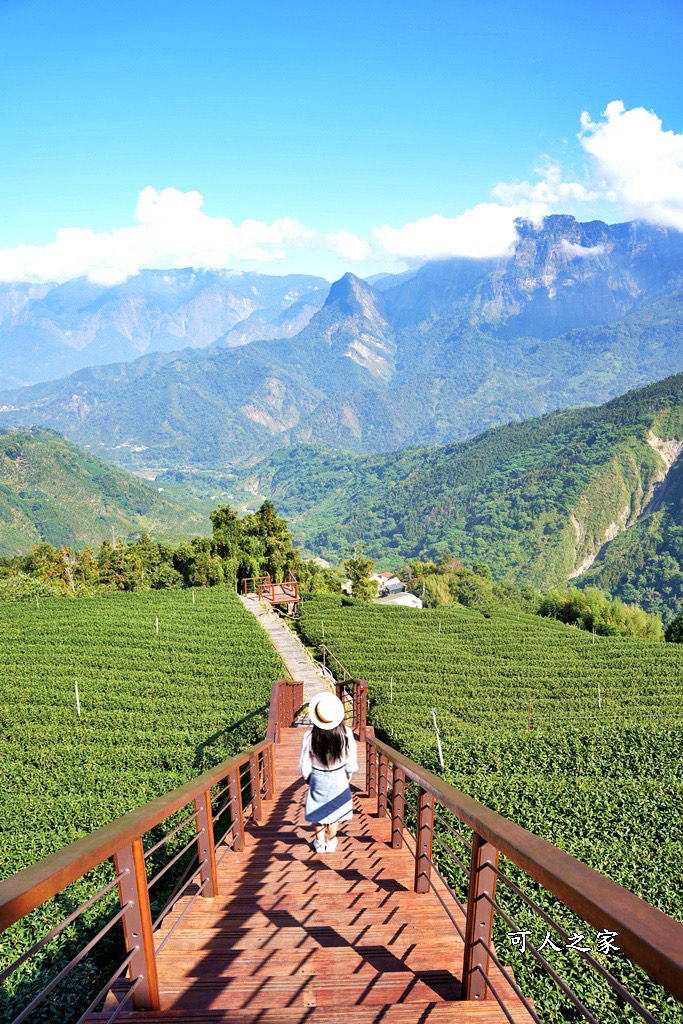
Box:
(299, 691, 358, 853)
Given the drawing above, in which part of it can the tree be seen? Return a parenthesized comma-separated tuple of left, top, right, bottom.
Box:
(210, 505, 241, 561)
(665, 614, 683, 643)
(344, 549, 375, 601)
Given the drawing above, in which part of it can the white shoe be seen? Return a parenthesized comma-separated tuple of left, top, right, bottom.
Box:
(312, 838, 326, 853)
(325, 837, 338, 852)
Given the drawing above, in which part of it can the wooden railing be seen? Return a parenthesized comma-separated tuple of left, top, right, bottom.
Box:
(340, 680, 683, 1020)
(241, 573, 271, 595)
(335, 678, 368, 742)
(241, 572, 300, 605)
(0, 679, 303, 1023)
(257, 570, 299, 604)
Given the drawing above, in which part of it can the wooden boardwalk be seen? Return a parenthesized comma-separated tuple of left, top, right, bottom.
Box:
(103, 725, 532, 1023)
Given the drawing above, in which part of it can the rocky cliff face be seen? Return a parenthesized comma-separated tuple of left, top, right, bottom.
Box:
(382, 215, 683, 338)
(313, 273, 396, 381)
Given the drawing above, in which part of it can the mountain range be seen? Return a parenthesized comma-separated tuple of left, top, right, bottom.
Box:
(0, 270, 328, 389)
(4, 372, 683, 622)
(239, 373, 683, 622)
(0, 215, 681, 470)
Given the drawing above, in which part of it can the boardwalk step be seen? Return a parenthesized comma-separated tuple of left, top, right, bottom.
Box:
(92, 1000, 523, 1022)
(106, 971, 461, 1009)
(155, 943, 463, 977)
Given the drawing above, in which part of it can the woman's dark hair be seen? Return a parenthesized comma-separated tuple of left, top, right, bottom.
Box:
(311, 723, 348, 767)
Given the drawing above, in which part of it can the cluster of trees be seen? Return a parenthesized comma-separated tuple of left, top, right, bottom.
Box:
(538, 585, 664, 641)
(380, 554, 665, 641)
(401, 556, 540, 614)
(0, 502, 342, 598)
(1, 501, 672, 644)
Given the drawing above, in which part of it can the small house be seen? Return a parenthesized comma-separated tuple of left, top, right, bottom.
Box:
(375, 592, 423, 609)
(370, 571, 405, 596)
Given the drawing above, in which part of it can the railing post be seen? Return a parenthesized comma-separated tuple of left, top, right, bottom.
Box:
(270, 741, 276, 797)
(377, 752, 389, 817)
(357, 679, 368, 741)
(250, 751, 263, 823)
(113, 838, 160, 1010)
(462, 832, 499, 1000)
(414, 787, 434, 894)
(366, 743, 377, 799)
(391, 766, 405, 849)
(263, 744, 274, 800)
(228, 766, 244, 851)
(194, 790, 218, 898)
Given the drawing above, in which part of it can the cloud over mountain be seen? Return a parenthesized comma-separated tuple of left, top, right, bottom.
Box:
(579, 100, 683, 231)
(0, 187, 370, 286)
(0, 102, 681, 283)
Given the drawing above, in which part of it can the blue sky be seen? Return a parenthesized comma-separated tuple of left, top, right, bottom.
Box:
(1, 0, 682, 282)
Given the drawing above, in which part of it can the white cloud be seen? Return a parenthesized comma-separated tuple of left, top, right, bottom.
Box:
(561, 239, 605, 258)
(325, 229, 372, 262)
(579, 101, 683, 231)
(372, 204, 521, 262)
(0, 186, 370, 284)
(2, 101, 681, 284)
(373, 162, 600, 264)
(492, 161, 599, 210)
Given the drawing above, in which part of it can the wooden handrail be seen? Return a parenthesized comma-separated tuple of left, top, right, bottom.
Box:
(241, 574, 271, 595)
(0, 740, 264, 932)
(0, 679, 303, 933)
(367, 733, 683, 1001)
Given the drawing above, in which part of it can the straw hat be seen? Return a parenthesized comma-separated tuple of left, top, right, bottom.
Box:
(308, 691, 344, 731)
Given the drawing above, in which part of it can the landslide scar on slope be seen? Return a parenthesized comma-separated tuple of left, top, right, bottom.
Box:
(569, 431, 683, 579)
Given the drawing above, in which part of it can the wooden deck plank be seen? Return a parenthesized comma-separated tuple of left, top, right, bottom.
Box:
(101, 726, 535, 1024)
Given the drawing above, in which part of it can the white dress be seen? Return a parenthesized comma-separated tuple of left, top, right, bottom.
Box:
(299, 727, 359, 824)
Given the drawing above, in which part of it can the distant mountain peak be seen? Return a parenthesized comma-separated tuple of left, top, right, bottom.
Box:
(324, 272, 385, 320)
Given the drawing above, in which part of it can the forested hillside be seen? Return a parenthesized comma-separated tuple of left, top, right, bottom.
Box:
(0, 427, 204, 553)
(242, 373, 683, 618)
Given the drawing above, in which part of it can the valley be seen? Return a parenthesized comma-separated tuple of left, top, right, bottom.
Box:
(237, 373, 683, 620)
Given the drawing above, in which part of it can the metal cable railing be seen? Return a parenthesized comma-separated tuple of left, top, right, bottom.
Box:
(144, 805, 202, 859)
(0, 678, 303, 1023)
(0, 869, 128, 984)
(362, 725, 683, 1019)
(10, 903, 130, 1024)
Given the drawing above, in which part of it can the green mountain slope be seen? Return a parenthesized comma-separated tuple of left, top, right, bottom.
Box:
(0, 427, 206, 554)
(580, 453, 683, 622)
(240, 374, 683, 616)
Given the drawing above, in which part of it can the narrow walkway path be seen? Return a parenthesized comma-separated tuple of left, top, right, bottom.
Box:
(239, 594, 331, 701)
(105, 726, 532, 1022)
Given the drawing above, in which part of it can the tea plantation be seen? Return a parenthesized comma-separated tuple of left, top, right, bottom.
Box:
(299, 595, 683, 1024)
(1, 587, 283, 1021)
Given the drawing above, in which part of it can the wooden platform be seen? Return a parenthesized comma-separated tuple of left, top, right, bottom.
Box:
(102, 726, 533, 1023)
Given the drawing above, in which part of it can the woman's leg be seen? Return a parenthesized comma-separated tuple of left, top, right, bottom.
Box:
(313, 824, 325, 844)
(325, 822, 339, 841)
